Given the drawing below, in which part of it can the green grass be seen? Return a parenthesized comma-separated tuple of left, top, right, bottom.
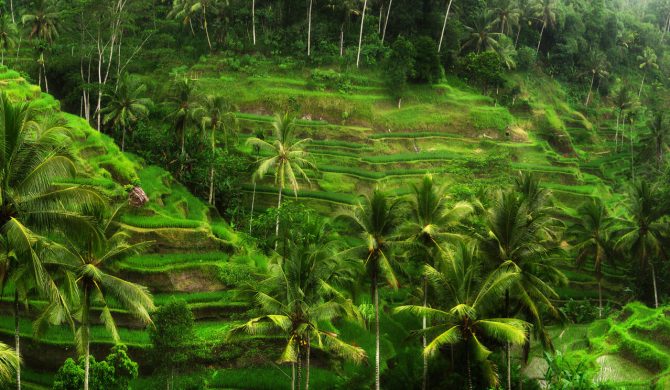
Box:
(118, 252, 229, 270)
(120, 214, 204, 229)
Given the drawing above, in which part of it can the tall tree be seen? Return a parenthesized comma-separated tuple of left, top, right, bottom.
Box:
(339, 190, 402, 390)
(0, 15, 18, 66)
(584, 51, 609, 106)
(437, 0, 454, 52)
(643, 112, 670, 169)
(356, 0, 368, 68)
(617, 181, 669, 308)
(48, 205, 155, 390)
(22, 0, 60, 92)
(462, 15, 501, 53)
(0, 93, 102, 390)
(169, 0, 216, 50)
(165, 77, 200, 157)
(569, 199, 616, 318)
(532, 0, 556, 54)
(401, 175, 472, 390)
(493, 0, 521, 36)
(101, 75, 152, 151)
(395, 242, 528, 390)
(637, 47, 658, 97)
(229, 220, 366, 390)
(199, 95, 238, 205)
(246, 113, 315, 240)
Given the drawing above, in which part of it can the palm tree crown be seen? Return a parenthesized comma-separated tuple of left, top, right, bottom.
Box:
(102, 76, 152, 151)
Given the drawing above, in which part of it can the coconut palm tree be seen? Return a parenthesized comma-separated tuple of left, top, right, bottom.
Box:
(169, 0, 218, 50)
(584, 51, 609, 106)
(47, 205, 155, 390)
(401, 175, 473, 390)
(101, 76, 152, 152)
(568, 199, 616, 318)
(199, 95, 238, 205)
(642, 112, 669, 169)
(493, 0, 521, 36)
(617, 181, 669, 308)
(395, 242, 528, 390)
(0, 343, 19, 383)
(613, 85, 633, 152)
(461, 15, 501, 53)
(228, 222, 365, 390)
(165, 77, 200, 157)
(339, 189, 402, 390)
(0, 15, 18, 66)
(327, 0, 360, 56)
(246, 113, 315, 240)
(0, 93, 103, 390)
(637, 47, 659, 97)
(532, 0, 556, 54)
(22, 0, 60, 92)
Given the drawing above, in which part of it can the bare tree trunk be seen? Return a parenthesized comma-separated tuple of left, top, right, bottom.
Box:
(381, 0, 392, 44)
(249, 181, 256, 233)
(203, 5, 213, 51)
(422, 278, 428, 390)
(84, 337, 90, 390)
(14, 291, 20, 390)
(638, 72, 646, 97)
(275, 184, 283, 239)
(515, 24, 521, 47)
(652, 262, 659, 308)
(42, 60, 49, 93)
(340, 24, 344, 56)
(507, 342, 512, 390)
(630, 121, 634, 179)
(356, 0, 368, 68)
(9, 0, 14, 23)
(536, 22, 546, 54)
(467, 348, 473, 390)
(307, 0, 313, 56)
(291, 362, 296, 390)
(252, 0, 256, 45)
(297, 347, 302, 390)
(208, 166, 215, 205)
(121, 125, 126, 151)
(374, 273, 380, 390)
(437, 0, 454, 52)
(598, 277, 603, 318)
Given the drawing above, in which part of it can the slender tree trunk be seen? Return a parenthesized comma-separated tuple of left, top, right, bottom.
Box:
(14, 291, 20, 390)
(378, 5, 382, 34)
(630, 121, 634, 179)
(249, 181, 256, 233)
(340, 24, 344, 57)
(437, 0, 454, 53)
(83, 286, 90, 390)
(515, 24, 521, 47)
(422, 277, 428, 390)
(585, 72, 595, 106)
(1, 50, 4, 66)
(297, 348, 302, 390)
(42, 61, 49, 93)
(252, 0, 256, 45)
(374, 273, 380, 390)
(9, 0, 14, 23)
(305, 335, 310, 390)
(203, 5, 213, 51)
(180, 125, 186, 155)
(507, 342, 512, 390)
(275, 184, 283, 239)
(638, 72, 646, 97)
(598, 277, 603, 318)
(208, 166, 215, 205)
(292, 362, 295, 390)
(307, 0, 313, 56)
(84, 337, 90, 390)
(381, 0, 392, 44)
(356, 0, 368, 68)
(467, 348, 473, 390)
(615, 111, 620, 151)
(536, 22, 546, 54)
(651, 262, 659, 308)
(121, 125, 126, 151)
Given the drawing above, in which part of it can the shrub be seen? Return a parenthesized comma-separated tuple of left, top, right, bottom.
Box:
(412, 36, 442, 84)
(52, 345, 138, 390)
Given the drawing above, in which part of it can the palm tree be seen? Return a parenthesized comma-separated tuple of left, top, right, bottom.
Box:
(165, 77, 200, 157)
(101, 76, 152, 152)
(169, 0, 217, 50)
(462, 15, 501, 53)
(246, 113, 315, 240)
(199, 95, 238, 204)
(613, 85, 633, 152)
(568, 199, 616, 318)
(0, 15, 18, 66)
(642, 112, 669, 169)
(637, 47, 659, 97)
(0, 93, 103, 390)
(532, 0, 556, 54)
(493, 0, 521, 36)
(395, 242, 528, 390)
(617, 181, 669, 308)
(437, 0, 455, 52)
(356, 0, 368, 68)
(584, 51, 609, 106)
(328, 0, 360, 56)
(48, 205, 155, 390)
(479, 174, 564, 390)
(0, 343, 20, 383)
(22, 0, 60, 92)
(339, 189, 402, 390)
(228, 222, 366, 390)
(401, 175, 473, 390)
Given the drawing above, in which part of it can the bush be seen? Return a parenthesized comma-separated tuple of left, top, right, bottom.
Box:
(516, 46, 537, 71)
(309, 69, 353, 93)
(52, 345, 138, 390)
(384, 36, 415, 101)
(457, 51, 504, 89)
(412, 36, 442, 84)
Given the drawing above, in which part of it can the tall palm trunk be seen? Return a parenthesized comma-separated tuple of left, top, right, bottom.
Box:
(208, 166, 215, 205)
(14, 291, 20, 390)
(249, 181, 256, 233)
(466, 348, 473, 390)
(585, 72, 595, 106)
(252, 0, 256, 45)
(437, 0, 454, 53)
(356, 0, 368, 68)
(83, 286, 90, 390)
(121, 125, 126, 151)
(638, 73, 646, 97)
(203, 5, 213, 51)
(515, 24, 522, 47)
(305, 335, 310, 390)
(422, 277, 428, 390)
(340, 24, 344, 56)
(275, 183, 283, 239)
(297, 348, 302, 390)
(630, 122, 634, 180)
(381, 0, 392, 44)
(536, 22, 546, 54)
(9, 0, 14, 23)
(598, 276, 603, 318)
(651, 262, 659, 308)
(307, 0, 313, 56)
(373, 272, 380, 390)
(615, 111, 620, 152)
(291, 362, 296, 390)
